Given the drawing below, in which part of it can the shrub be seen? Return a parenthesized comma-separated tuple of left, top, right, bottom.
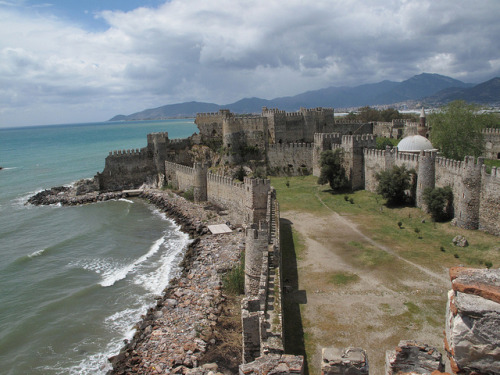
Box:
(233, 166, 247, 182)
(222, 255, 245, 295)
(317, 149, 348, 191)
(182, 188, 194, 201)
(485, 261, 493, 269)
(423, 186, 453, 222)
(397, 221, 403, 229)
(376, 137, 398, 150)
(376, 165, 412, 206)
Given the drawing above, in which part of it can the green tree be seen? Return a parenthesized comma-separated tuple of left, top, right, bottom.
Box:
(428, 100, 498, 160)
(376, 137, 398, 150)
(376, 165, 412, 206)
(358, 106, 381, 122)
(423, 186, 453, 222)
(317, 149, 348, 191)
(233, 165, 247, 181)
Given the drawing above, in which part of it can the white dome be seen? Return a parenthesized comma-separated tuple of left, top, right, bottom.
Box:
(397, 135, 434, 152)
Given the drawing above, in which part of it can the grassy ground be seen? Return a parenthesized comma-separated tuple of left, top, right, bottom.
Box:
(275, 175, 499, 374)
(274, 175, 500, 271)
(484, 158, 500, 173)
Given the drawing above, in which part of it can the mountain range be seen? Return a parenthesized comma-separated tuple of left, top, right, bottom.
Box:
(109, 73, 500, 121)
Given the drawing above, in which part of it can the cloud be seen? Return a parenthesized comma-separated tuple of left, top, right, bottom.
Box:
(1, 0, 500, 126)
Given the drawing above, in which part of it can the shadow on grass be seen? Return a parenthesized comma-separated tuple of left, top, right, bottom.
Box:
(280, 218, 308, 374)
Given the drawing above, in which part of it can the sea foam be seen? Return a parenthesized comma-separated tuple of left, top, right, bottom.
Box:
(100, 236, 166, 287)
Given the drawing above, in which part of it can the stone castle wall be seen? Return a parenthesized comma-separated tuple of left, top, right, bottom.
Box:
(267, 143, 313, 175)
(362, 148, 499, 235)
(222, 115, 268, 164)
(165, 159, 271, 224)
(97, 148, 155, 191)
(194, 110, 229, 141)
(479, 165, 500, 235)
(483, 128, 500, 160)
(207, 173, 247, 220)
(333, 120, 373, 136)
(338, 134, 377, 190)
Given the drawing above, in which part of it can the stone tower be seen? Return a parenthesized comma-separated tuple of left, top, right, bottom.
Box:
(416, 150, 437, 209)
(456, 156, 483, 229)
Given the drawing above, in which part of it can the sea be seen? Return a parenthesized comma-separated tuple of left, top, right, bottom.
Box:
(0, 119, 198, 375)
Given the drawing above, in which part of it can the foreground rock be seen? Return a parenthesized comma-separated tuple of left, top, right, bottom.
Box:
(27, 184, 124, 206)
(385, 340, 444, 375)
(445, 267, 500, 374)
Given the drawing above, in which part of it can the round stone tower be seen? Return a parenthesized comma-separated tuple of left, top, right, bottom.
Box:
(416, 150, 436, 209)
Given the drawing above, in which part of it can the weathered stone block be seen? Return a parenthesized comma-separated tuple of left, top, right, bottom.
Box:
(321, 347, 368, 375)
(446, 267, 500, 374)
(239, 354, 304, 375)
(385, 340, 444, 375)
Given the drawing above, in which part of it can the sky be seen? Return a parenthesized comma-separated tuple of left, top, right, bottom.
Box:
(1, 0, 500, 127)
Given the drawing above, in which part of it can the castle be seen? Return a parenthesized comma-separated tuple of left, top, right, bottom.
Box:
(96, 107, 500, 236)
(90, 106, 500, 374)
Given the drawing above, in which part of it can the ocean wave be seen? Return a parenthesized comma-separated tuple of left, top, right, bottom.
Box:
(13, 248, 48, 265)
(12, 189, 44, 208)
(100, 236, 166, 287)
(133, 232, 190, 295)
(118, 198, 134, 204)
(28, 248, 46, 258)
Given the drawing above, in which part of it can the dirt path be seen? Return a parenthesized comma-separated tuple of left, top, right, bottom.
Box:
(282, 207, 451, 375)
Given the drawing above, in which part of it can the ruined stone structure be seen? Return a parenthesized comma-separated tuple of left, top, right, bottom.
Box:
(483, 128, 500, 160)
(89, 107, 500, 374)
(362, 148, 500, 235)
(96, 132, 193, 191)
(445, 267, 500, 374)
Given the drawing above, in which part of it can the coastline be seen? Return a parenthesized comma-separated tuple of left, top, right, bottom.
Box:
(28, 186, 245, 374)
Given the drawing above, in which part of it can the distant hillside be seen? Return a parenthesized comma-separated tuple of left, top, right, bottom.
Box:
(109, 101, 221, 121)
(109, 73, 495, 121)
(424, 77, 500, 105)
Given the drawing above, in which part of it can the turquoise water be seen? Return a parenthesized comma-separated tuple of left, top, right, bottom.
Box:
(0, 120, 198, 374)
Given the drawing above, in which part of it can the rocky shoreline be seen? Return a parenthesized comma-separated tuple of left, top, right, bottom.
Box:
(28, 186, 245, 375)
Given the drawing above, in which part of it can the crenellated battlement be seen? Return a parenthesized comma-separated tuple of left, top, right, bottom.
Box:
(364, 148, 387, 159)
(341, 134, 377, 148)
(195, 109, 231, 118)
(109, 148, 143, 156)
(165, 160, 195, 176)
(207, 172, 245, 189)
(168, 138, 189, 144)
(262, 107, 286, 115)
(334, 120, 365, 124)
(243, 176, 271, 187)
(482, 165, 499, 178)
(268, 142, 313, 150)
(482, 128, 500, 135)
(394, 150, 419, 163)
(314, 133, 342, 143)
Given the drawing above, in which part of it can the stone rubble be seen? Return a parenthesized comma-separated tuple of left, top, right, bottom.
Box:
(238, 354, 304, 375)
(321, 347, 368, 375)
(385, 340, 444, 375)
(452, 236, 469, 248)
